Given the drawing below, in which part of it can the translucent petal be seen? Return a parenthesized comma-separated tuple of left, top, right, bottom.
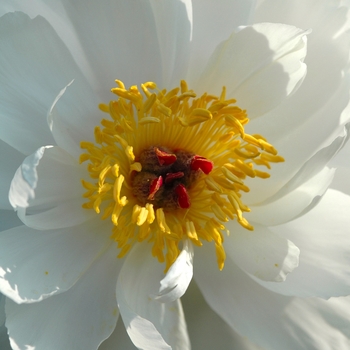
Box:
(5, 244, 120, 350)
(117, 243, 190, 350)
(0, 220, 112, 303)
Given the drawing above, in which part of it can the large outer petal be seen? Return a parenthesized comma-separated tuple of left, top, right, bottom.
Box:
(0, 220, 112, 303)
(5, 244, 120, 350)
(117, 243, 190, 350)
(0, 12, 93, 155)
(245, 0, 350, 202)
(182, 281, 263, 350)
(196, 23, 308, 118)
(252, 189, 350, 298)
(195, 243, 350, 350)
(58, 0, 192, 97)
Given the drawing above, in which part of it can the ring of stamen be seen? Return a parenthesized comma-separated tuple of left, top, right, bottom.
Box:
(80, 80, 283, 271)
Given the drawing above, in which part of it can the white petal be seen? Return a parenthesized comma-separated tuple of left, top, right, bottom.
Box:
(98, 318, 136, 350)
(225, 223, 299, 282)
(117, 243, 190, 350)
(246, 1, 350, 203)
(47, 79, 100, 158)
(247, 166, 335, 226)
(0, 294, 5, 327)
(59, 0, 192, 93)
(0, 12, 90, 154)
(0, 294, 11, 350)
(197, 23, 308, 118)
(329, 133, 350, 195)
(0, 210, 22, 231)
(148, 0, 192, 88)
(0, 140, 24, 210)
(154, 239, 193, 303)
(182, 280, 265, 350)
(188, 0, 256, 84)
(6, 244, 120, 350)
(253, 189, 350, 298)
(243, 129, 348, 220)
(9, 146, 47, 209)
(195, 244, 350, 350)
(0, 220, 112, 303)
(8, 146, 94, 229)
(0, 325, 11, 350)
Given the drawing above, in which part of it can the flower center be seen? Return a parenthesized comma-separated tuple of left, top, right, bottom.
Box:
(132, 146, 213, 210)
(80, 80, 283, 271)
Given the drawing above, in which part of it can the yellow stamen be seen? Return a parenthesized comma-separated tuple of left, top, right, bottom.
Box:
(80, 80, 283, 271)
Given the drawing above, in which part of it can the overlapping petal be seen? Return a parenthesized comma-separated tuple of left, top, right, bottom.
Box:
(245, 0, 350, 203)
(225, 222, 299, 282)
(8, 146, 94, 229)
(188, 0, 256, 84)
(0, 1, 349, 350)
(253, 189, 350, 299)
(0, 12, 92, 155)
(0, 220, 112, 303)
(197, 23, 308, 118)
(117, 243, 190, 350)
(5, 244, 120, 350)
(0, 140, 24, 210)
(195, 243, 350, 350)
(155, 240, 194, 303)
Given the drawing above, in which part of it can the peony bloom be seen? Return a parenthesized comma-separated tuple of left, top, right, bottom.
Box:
(1, 0, 350, 349)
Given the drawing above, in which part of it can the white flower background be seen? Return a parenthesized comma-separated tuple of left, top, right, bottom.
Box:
(1, 0, 350, 349)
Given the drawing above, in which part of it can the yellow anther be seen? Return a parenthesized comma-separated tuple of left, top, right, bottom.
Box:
(211, 203, 229, 222)
(99, 103, 109, 113)
(180, 80, 188, 93)
(235, 159, 256, 178)
(221, 166, 244, 184)
(157, 103, 172, 117)
(143, 93, 157, 113)
(225, 115, 245, 137)
(156, 208, 171, 234)
(139, 117, 161, 124)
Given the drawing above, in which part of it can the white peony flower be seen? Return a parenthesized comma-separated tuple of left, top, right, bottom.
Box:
(0, 1, 349, 349)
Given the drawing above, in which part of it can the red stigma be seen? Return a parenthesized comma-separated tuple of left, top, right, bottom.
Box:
(165, 172, 184, 184)
(190, 155, 214, 174)
(175, 184, 191, 209)
(148, 176, 163, 200)
(155, 147, 177, 166)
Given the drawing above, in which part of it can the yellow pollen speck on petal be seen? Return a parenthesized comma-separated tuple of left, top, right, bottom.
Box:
(80, 80, 283, 271)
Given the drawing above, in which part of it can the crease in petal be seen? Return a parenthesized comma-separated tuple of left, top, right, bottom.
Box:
(154, 239, 194, 303)
(149, 0, 192, 87)
(117, 243, 190, 350)
(225, 223, 300, 282)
